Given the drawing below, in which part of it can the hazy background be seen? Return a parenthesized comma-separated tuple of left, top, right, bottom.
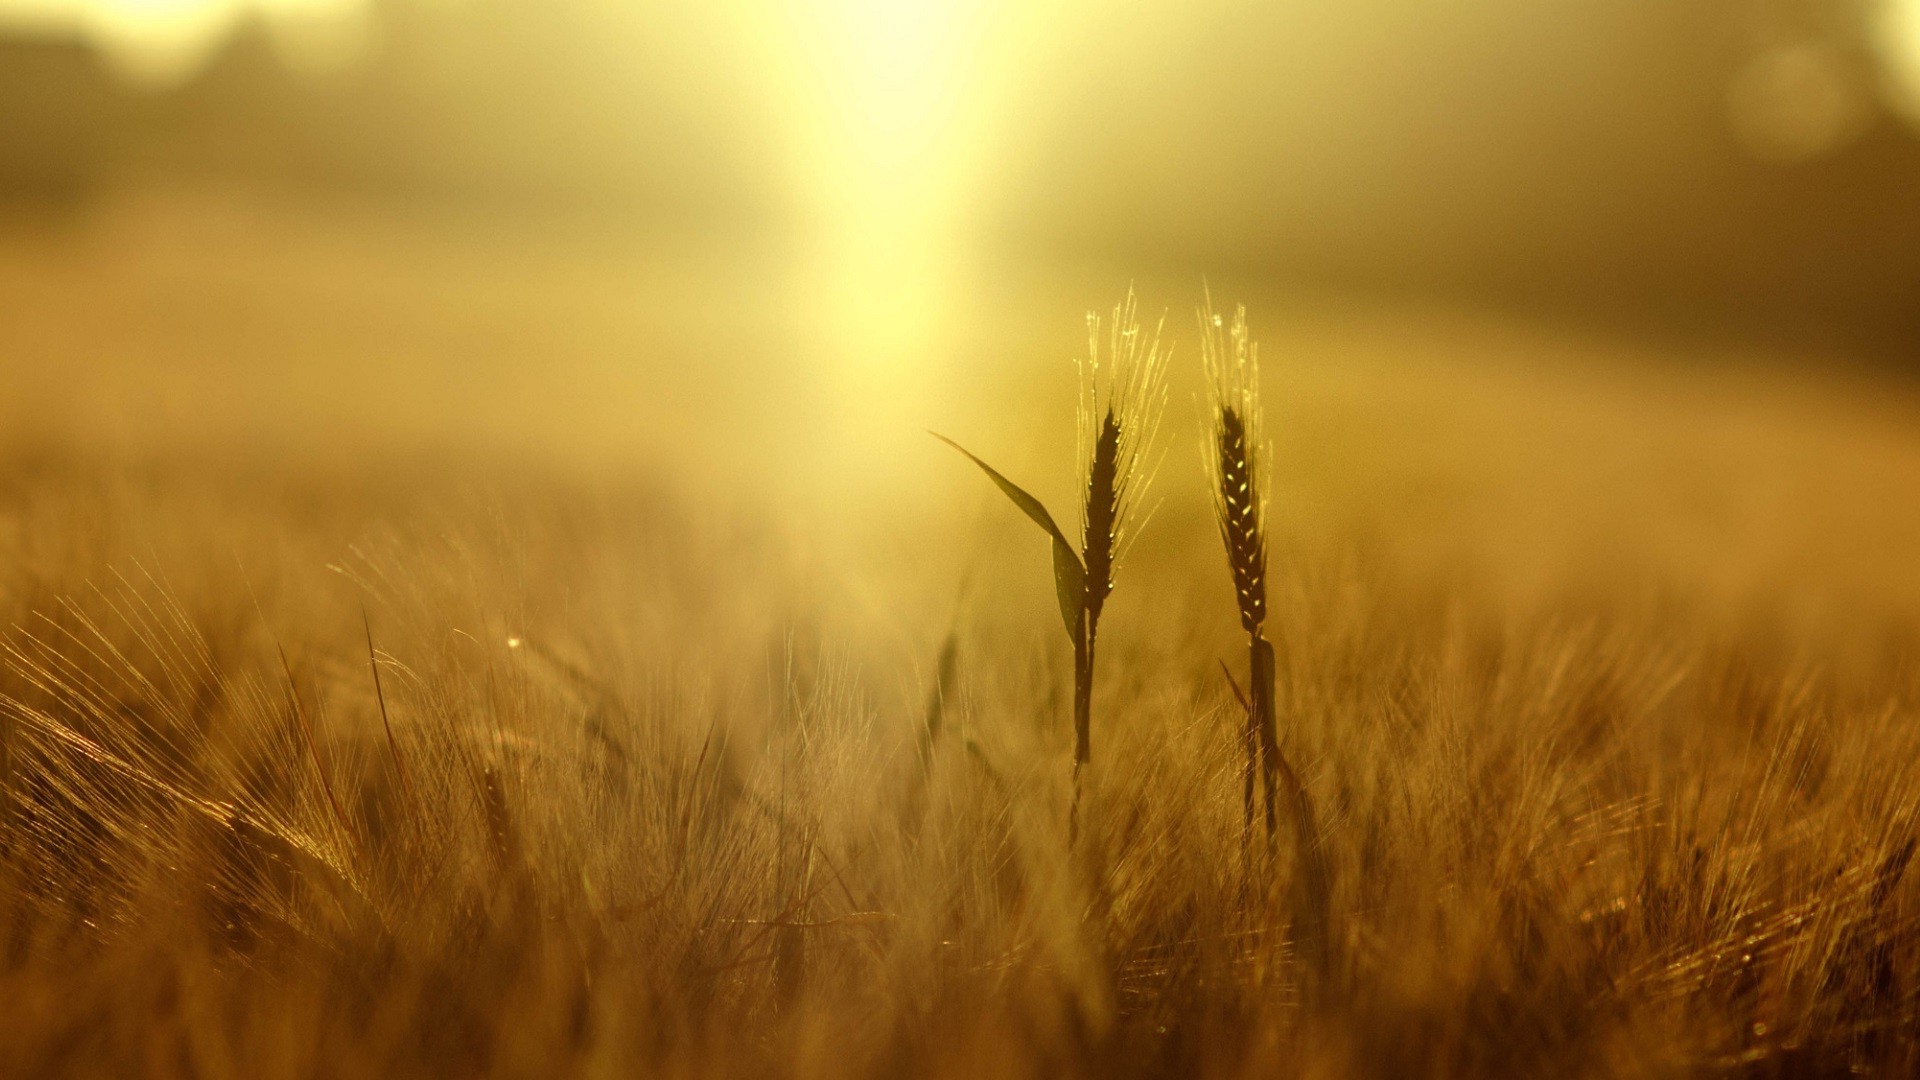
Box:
(2, 0, 1919, 535)
(7, 0, 1920, 331)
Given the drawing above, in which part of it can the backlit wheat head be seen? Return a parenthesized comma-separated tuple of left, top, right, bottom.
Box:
(1200, 291, 1266, 634)
(1077, 288, 1169, 627)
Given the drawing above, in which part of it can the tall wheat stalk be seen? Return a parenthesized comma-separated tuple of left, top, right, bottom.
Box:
(937, 289, 1167, 846)
(1201, 292, 1333, 976)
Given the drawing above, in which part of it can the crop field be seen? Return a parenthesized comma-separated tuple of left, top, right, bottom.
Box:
(3, 203, 1920, 1078)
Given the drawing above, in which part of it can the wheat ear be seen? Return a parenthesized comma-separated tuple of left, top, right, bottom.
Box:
(1200, 289, 1332, 978)
(1070, 289, 1167, 846)
(936, 290, 1164, 851)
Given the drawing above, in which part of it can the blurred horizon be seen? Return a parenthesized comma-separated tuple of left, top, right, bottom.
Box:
(3, 0, 1920, 359)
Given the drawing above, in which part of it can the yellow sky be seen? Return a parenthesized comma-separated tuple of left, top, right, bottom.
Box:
(11, 0, 1920, 369)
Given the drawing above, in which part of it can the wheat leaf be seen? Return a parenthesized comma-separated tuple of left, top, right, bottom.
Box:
(1048, 535, 1087, 644)
(933, 432, 1086, 640)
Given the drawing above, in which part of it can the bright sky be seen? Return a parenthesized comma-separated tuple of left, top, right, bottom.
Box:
(0, 0, 995, 241)
(769, 0, 993, 388)
(0, 0, 1014, 395)
(1878, 0, 1920, 120)
(10, 0, 1920, 403)
(0, 0, 373, 80)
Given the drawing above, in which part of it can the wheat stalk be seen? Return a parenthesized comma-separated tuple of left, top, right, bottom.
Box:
(1201, 296, 1274, 849)
(1071, 289, 1168, 843)
(936, 288, 1166, 847)
(1200, 289, 1332, 978)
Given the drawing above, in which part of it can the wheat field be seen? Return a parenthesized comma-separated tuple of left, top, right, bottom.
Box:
(3, 245, 1920, 1077)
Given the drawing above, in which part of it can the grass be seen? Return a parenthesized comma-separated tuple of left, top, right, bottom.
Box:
(0, 294, 1919, 1078)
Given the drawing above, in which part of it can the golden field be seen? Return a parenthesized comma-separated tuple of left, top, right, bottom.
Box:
(1, 197, 1919, 1077)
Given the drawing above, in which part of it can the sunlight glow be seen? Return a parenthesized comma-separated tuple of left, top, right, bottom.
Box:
(774, 0, 989, 402)
(79, 0, 241, 82)
(0, 0, 1014, 401)
(722, 0, 1034, 497)
(813, 0, 967, 168)
(1875, 0, 1920, 122)
(0, 0, 370, 83)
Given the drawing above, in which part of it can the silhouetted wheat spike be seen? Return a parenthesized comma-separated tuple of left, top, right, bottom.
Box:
(937, 288, 1165, 850)
(1071, 409, 1119, 843)
(1201, 291, 1332, 977)
(1216, 406, 1266, 634)
(1215, 402, 1276, 843)
(1069, 292, 1166, 847)
(1083, 410, 1120, 625)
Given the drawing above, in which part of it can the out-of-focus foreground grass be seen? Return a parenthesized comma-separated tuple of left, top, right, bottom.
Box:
(3, 197, 1920, 1077)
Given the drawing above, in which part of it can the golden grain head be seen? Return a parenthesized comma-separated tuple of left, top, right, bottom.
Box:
(1200, 291, 1270, 634)
(1077, 288, 1170, 585)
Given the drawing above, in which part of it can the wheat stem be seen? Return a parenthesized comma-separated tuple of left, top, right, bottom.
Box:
(1070, 290, 1167, 847)
(938, 291, 1165, 851)
(1201, 289, 1334, 980)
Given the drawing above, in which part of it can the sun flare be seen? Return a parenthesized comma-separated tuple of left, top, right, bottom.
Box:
(774, 0, 993, 409)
